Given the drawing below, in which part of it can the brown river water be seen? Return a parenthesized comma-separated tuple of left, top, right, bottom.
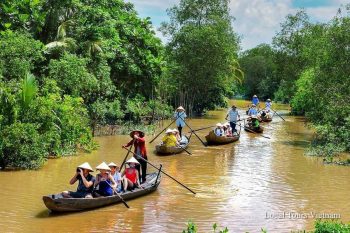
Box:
(1, 100, 349, 233)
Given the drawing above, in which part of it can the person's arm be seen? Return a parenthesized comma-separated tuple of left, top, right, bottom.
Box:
(123, 139, 133, 148)
(108, 173, 117, 189)
(80, 171, 94, 188)
(69, 171, 79, 185)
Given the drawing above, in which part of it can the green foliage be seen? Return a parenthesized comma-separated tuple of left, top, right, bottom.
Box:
(48, 53, 98, 101)
(0, 122, 47, 169)
(22, 73, 38, 109)
(161, 0, 242, 114)
(314, 220, 350, 233)
(182, 221, 198, 233)
(0, 31, 44, 80)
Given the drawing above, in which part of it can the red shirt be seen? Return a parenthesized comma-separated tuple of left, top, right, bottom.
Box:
(125, 168, 137, 183)
(126, 137, 147, 158)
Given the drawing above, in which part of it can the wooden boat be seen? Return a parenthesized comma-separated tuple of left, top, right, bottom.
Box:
(43, 172, 161, 212)
(260, 115, 272, 122)
(205, 130, 240, 145)
(155, 136, 190, 155)
(244, 124, 264, 133)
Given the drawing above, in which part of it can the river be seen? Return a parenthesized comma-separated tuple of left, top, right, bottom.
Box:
(0, 100, 349, 233)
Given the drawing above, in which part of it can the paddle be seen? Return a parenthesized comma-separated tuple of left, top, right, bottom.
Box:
(188, 125, 216, 133)
(179, 117, 207, 147)
(122, 147, 196, 194)
(105, 181, 130, 208)
(271, 108, 286, 121)
(169, 137, 192, 155)
(149, 116, 179, 144)
(119, 140, 134, 172)
(237, 122, 271, 139)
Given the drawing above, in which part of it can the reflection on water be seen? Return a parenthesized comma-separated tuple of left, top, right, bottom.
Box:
(0, 100, 349, 232)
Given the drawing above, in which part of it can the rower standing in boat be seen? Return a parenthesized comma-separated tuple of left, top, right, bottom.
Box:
(174, 106, 187, 137)
(162, 129, 179, 147)
(108, 162, 123, 192)
(94, 162, 116, 197)
(123, 130, 148, 184)
(252, 94, 259, 106)
(265, 99, 272, 113)
(225, 105, 240, 134)
(121, 157, 143, 192)
(62, 162, 95, 198)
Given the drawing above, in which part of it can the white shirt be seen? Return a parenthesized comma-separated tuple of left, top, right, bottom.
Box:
(174, 112, 187, 127)
(214, 128, 224, 136)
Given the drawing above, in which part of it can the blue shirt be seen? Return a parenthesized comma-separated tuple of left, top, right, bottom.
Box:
(214, 128, 224, 136)
(174, 112, 187, 127)
(227, 109, 239, 122)
(248, 108, 258, 116)
(252, 97, 259, 105)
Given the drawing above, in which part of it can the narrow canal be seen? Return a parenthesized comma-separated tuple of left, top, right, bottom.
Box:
(0, 100, 349, 232)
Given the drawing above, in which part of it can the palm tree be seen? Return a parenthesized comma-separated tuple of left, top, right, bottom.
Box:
(22, 73, 37, 109)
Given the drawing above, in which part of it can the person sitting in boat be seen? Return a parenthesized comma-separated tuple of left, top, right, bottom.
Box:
(162, 129, 179, 147)
(62, 162, 95, 198)
(252, 94, 259, 106)
(121, 157, 143, 192)
(108, 162, 123, 193)
(214, 123, 224, 136)
(248, 104, 258, 116)
(94, 162, 117, 197)
(251, 115, 260, 129)
(173, 128, 188, 145)
(265, 99, 272, 112)
(223, 122, 232, 136)
(174, 106, 187, 137)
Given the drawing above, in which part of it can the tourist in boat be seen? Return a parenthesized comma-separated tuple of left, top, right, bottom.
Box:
(223, 122, 232, 136)
(173, 128, 189, 145)
(225, 105, 240, 133)
(94, 162, 116, 197)
(251, 115, 260, 130)
(123, 130, 148, 184)
(62, 162, 95, 198)
(108, 162, 123, 193)
(162, 129, 179, 147)
(121, 157, 143, 192)
(265, 99, 272, 112)
(174, 106, 187, 137)
(214, 123, 224, 136)
(248, 104, 258, 116)
(252, 95, 259, 106)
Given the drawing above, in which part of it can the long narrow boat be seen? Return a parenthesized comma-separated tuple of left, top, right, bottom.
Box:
(205, 130, 240, 145)
(43, 172, 161, 212)
(244, 124, 264, 133)
(155, 135, 190, 155)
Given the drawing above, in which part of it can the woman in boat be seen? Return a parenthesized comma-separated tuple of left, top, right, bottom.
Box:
(62, 162, 95, 198)
(214, 123, 224, 136)
(252, 95, 259, 106)
(265, 99, 272, 112)
(174, 106, 187, 137)
(94, 162, 116, 197)
(251, 115, 260, 130)
(121, 157, 143, 192)
(162, 129, 179, 147)
(108, 162, 122, 193)
(123, 130, 147, 184)
(224, 122, 232, 136)
(173, 128, 189, 145)
(248, 104, 258, 116)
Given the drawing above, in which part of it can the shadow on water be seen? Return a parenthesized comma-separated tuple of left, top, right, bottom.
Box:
(280, 140, 310, 149)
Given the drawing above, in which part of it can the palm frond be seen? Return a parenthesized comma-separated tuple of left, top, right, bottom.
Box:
(22, 73, 37, 108)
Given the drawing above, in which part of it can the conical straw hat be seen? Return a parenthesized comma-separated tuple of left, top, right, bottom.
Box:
(96, 162, 111, 171)
(176, 106, 185, 111)
(216, 123, 222, 127)
(77, 162, 93, 172)
(126, 157, 140, 164)
(165, 128, 174, 134)
(108, 162, 118, 168)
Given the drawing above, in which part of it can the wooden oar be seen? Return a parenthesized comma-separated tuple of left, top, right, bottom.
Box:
(149, 117, 179, 144)
(119, 140, 134, 172)
(237, 123, 271, 139)
(179, 117, 207, 147)
(105, 182, 130, 208)
(188, 125, 215, 133)
(122, 147, 196, 194)
(271, 108, 286, 121)
(169, 137, 192, 155)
